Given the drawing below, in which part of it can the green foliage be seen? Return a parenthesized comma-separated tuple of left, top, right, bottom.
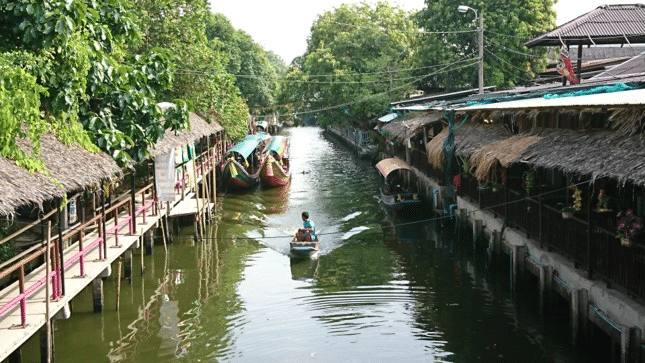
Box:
(0, 0, 189, 166)
(414, 0, 556, 92)
(132, 2, 249, 140)
(0, 53, 48, 171)
(289, 2, 419, 126)
(206, 13, 280, 114)
(0, 220, 17, 263)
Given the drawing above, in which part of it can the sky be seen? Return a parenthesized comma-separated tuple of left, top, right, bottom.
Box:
(210, 0, 633, 65)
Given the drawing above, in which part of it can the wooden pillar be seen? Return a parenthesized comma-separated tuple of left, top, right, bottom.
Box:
(8, 347, 21, 363)
(571, 287, 580, 344)
(124, 249, 133, 279)
(576, 44, 583, 83)
(511, 245, 526, 285)
(39, 323, 54, 363)
(92, 278, 103, 313)
(144, 230, 154, 255)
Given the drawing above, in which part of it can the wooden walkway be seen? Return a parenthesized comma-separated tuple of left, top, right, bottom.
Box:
(0, 202, 165, 361)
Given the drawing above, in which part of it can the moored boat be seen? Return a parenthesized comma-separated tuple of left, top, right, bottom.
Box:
(375, 157, 424, 214)
(220, 133, 271, 191)
(260, 135, 291, 187)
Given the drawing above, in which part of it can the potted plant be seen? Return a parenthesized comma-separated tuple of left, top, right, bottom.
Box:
(595, 189, 610, 212)
(561, 206, 576, 219)
(522, 170, 535, 197)
(616, 209, 643, 247)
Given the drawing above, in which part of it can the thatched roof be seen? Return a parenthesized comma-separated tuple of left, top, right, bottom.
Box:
(519, 128, 645, 185)
(470, 134, 542, 181)
(380, 112, 443, 143)
(151, 108, 224, 157)
(0, 132, 121, 216)
(431, 121, 645, 185)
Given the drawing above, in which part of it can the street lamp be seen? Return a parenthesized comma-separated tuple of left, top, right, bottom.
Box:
(458, 5, 484, 94)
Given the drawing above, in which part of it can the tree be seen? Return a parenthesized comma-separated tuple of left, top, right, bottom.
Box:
(206, 13, 280, 115)
(0, 0, 189, 166)
(130, 1, 250, 140)
(294, 2, 419, 126)
(414, 0, 556, 92)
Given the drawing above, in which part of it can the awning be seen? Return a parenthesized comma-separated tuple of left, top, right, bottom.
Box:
(225, 133, 271, 159)
(375, 158, 413, 178)
(378, 113, 398, 122)
(268, 135, 289, 157)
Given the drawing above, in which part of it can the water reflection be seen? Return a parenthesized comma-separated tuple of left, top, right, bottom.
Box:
(45, 127, 592, 363)
(290, 258, 319, 281)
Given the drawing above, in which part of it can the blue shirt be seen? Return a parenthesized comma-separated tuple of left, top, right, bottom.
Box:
(303, 219, 316, 239)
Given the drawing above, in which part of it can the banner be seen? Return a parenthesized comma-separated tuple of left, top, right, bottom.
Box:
(556, 47, 579, 85)
(155, 150, 176, 202)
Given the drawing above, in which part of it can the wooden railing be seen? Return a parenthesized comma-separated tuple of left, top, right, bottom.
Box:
(0, 182, 158, 327)
(456, 173, 645, 301)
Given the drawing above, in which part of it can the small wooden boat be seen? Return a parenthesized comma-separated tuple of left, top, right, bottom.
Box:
(290, 234, 320, 259)
(221, 133, 271, 191)
(260, 135, 291, 188)
(376, 157, 423, 214)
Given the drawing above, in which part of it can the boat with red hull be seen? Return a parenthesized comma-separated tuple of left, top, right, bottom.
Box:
(260, 135, 291, 188)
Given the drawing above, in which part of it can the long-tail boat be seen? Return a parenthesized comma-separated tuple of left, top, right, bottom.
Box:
(375, 157, 424, 214)
(221, 133, 271, 191)
(260, 135, 291, 188)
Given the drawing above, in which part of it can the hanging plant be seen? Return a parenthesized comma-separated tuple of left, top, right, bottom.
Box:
(570, 184, 582, 212)
(522, 170, 535, 197)
(596, 189, 610, 212)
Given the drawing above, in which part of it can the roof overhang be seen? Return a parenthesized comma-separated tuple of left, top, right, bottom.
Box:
(458, 87, 645, 111)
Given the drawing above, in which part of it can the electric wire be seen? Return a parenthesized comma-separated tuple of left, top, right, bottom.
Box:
(0, 179, 595, 240)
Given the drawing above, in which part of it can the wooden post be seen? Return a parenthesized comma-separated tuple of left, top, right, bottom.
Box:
(45, 221, 52, 363)
(140, 235, 144, 275)
(116, 259, 122, 311)
(92, 277, 103, 313)
(144, 230, 154, 255)
(124, 249, 132, 279)
(8, 348, 21, 363)
(57, 202, 66, 296)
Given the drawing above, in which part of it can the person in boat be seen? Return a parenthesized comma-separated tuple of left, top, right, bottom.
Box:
(297, 211, 316, 241)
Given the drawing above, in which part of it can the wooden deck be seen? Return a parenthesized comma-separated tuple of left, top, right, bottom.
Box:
(0, 204, 165, 361)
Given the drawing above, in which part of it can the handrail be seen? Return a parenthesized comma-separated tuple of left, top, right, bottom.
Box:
(0, 188, 142, 326)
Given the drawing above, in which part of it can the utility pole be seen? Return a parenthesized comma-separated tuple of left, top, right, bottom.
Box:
(478, 11, 484, 95)
(458, 5, 484, 94)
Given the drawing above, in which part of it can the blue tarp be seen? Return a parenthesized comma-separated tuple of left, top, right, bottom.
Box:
(226, 133, 271, 159)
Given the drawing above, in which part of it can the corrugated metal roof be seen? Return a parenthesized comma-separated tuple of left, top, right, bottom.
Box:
(458, 87, 645, 111)
(526, 4, 645, 47)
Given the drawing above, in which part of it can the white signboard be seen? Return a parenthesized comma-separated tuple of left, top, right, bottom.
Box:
(155, 150, 176, 202)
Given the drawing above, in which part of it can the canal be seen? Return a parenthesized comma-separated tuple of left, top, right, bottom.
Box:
(22, 127, 597, 362)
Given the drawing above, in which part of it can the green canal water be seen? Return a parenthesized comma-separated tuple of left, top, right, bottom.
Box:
(21, 127, 598, 362)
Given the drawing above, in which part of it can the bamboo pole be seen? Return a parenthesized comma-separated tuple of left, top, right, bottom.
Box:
(192, 158, 205, 238)
(45, 221, 52, 363)
(116, 258, 122, 310)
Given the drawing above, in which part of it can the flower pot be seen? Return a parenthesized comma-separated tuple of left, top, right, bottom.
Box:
(620, 237, 633, 247)
(562, 211, 573, 219)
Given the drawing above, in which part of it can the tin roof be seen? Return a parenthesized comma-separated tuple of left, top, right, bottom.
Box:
(526, 4, 645, 47)
(458, 87, 645, 111)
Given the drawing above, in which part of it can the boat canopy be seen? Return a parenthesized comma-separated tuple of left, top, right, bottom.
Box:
(375, 158, 413, 178)
(268, 136, 289, 157)
(225, 133, 271, 159)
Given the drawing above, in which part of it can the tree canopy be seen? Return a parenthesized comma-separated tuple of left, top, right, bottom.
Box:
(206, 13, 282, 118)
(286, 2, 419, 126)
(0, 0, 190, 167)
(414, 0, 556, 92)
